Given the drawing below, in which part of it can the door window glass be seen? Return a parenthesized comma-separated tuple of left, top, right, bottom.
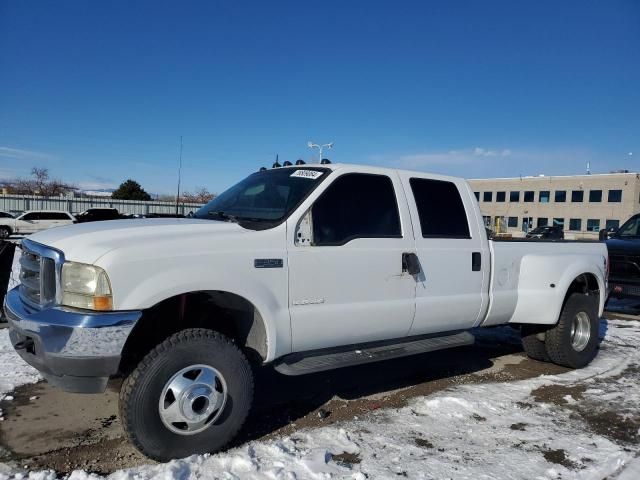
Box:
(312, 173, 401, 246)
(410, 178, 470, 238)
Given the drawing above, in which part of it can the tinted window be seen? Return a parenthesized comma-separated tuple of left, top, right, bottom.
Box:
(524, 191, 534, 202)
(410, 178, 470, 238)
(571, 190, 584, 202)
(608, 190, 622, 202)
(496, 191, 506, 202)
(0, 212, 13, 218)
(483, 192, 492, 202)
(510, 191, 520, 202)
(617, 216, 640, 237)
(555, 190, 566, 202)
(312, 174, 401, 246)
(589, 190, 602, 202)
(40, 212, 71, 220)
(539, 191, 550, 203)
(508, 216, 518, 227)
(569, 219, 582, 231)
(21, 212, 40, 220)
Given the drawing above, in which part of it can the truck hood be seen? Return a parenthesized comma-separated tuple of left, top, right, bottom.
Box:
(27, 218, 245, 264)
(606, 237, 640, 255)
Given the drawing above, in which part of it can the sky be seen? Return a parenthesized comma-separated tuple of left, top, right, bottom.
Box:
(1, 0, 639, 195)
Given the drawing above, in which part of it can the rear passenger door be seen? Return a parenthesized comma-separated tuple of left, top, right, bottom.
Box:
(399, 174, 489, 334)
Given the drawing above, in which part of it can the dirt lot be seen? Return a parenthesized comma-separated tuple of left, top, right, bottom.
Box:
(0, 307, 638, 475)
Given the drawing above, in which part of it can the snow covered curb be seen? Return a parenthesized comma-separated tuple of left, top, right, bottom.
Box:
(1, 320, 639, 479)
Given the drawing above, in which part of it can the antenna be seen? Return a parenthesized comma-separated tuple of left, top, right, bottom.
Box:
(175, 135, 183, 215)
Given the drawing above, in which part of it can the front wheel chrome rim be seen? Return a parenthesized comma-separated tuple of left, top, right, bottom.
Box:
(159, 364, 227, 435)
(570, 312, 591, 352)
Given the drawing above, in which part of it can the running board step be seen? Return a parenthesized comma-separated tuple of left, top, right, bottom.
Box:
(274, 331, 475, 376)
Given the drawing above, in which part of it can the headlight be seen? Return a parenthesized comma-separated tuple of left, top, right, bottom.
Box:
(61, 262, 113, 311)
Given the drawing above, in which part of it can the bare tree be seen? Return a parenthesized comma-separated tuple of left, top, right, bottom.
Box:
(0, 167, 76, 196)
(180, 187, 215, 204)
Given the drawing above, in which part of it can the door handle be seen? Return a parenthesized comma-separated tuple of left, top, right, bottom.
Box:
(472, 252, 481, 271)
(402, 252, 421, 275)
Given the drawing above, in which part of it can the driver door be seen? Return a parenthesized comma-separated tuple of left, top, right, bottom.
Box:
(287, 172, 416, 352)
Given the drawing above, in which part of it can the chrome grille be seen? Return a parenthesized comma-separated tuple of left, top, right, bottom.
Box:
(18, 240, 62, 308)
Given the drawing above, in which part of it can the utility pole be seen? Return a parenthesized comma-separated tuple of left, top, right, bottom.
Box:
(175, 135, 183, 215)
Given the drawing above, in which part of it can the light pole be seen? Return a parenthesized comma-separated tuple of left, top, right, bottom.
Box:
(307, 141, 333, 163)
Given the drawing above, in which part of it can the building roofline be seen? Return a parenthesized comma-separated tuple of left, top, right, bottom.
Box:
(468, 172, 639, 181)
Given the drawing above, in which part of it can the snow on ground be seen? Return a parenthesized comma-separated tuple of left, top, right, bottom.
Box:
(0, 330, 41, 418)
(1, 319, 639, 479)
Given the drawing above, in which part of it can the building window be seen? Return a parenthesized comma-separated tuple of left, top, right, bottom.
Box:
(410, 178, 471, 238)
(605, 219, 620, 230)
(608, 190, 622, 202)
(474, 192, 480, 201)
(539, 191, 550, 203)
(496, 191, 506, 202)
(483, 216, 491, 228)
(508, 216, 518, 228)
(571, 190, 584, 202)
(522, 217, 533, 232)
(524, 191, 534, 202)
(537, 218, 548, 227)
(509, 191, 520, 202)
(555, 190, 566, 202)
(553, 218, 564, 228)
(569, 219, 582, 231)
(586, 219, 600, 232)
(483, 191, 493, 202)
(589, 190, 602, 202)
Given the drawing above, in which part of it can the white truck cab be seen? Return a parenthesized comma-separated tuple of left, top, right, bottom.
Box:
(5, 163, 608, 461)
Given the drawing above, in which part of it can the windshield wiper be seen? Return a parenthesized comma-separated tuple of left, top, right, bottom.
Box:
(208, 211, 239, 223)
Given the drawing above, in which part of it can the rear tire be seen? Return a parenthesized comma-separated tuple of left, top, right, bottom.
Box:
(521, 325, 551, 362)
(545, 293, 599, 368)
(119, 328, 254, 461)
(0, 227, 10, 239)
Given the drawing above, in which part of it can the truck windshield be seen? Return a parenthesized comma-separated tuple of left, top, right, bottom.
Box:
(194, 167, 329, 228)
(616, 215, 640, 238)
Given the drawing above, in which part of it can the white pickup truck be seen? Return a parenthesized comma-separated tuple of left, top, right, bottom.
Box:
(5, 163, 608, 461)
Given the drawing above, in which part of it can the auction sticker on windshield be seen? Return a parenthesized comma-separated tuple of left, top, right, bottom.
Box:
(291, 170, 323, 179)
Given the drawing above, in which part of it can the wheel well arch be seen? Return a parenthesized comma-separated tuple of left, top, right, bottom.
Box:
(562, 272, 600, 308)
(119, 290, 268, 375)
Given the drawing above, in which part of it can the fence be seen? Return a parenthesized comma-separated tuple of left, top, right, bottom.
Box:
(0, 194, 203, 216)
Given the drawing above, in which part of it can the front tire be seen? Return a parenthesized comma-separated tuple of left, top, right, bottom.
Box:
(545, 293, 599, 368)
(521, 325, 550, 362)
(119, 329, 254, 461)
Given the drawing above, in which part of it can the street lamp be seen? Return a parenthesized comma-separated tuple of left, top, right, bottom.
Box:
(307, 141, 333, 163)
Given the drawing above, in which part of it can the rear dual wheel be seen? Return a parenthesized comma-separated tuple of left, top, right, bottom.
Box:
(119, 329, 254, 461)
(522, 293, 599, 369)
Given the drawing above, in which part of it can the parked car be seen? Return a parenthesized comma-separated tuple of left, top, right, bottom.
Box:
(0, 210, 76, 238)
(5, 163, 608, 461)
(74, 208, 121, 223)
(0, 211, 15, 220)
(605, 213, 640, 299)
(525, 225, 564, 240)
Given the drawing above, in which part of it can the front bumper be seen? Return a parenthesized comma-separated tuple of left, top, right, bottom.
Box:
(608, 277, 640, 299)
(3, 287, 141, 393)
